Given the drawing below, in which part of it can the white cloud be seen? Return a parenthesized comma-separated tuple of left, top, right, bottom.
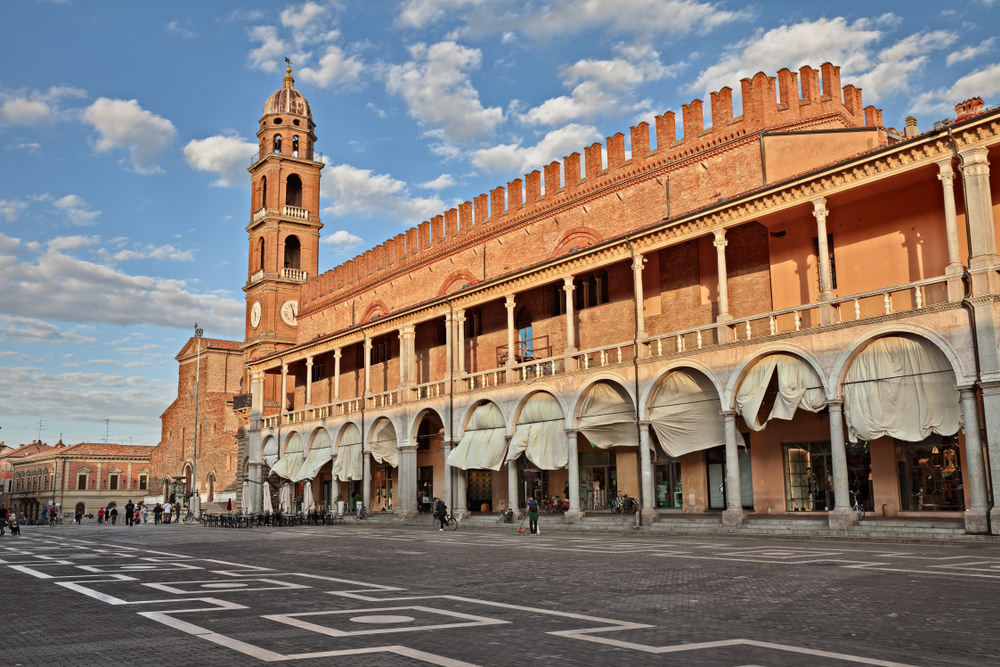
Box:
(281, 2, 329, 38)
(53, 194, 101, 226)
(298, 45, 364, 87)
(183, 134, 258, 187)
(395, 0, 485, 29)
(0, 85, 86, 125)
(100, 243, 195, 263)
(470, 123, 601, 174)
(82, 97, 177, 173)
(322, 229, 364, 251)
(0, 315, 96, 344)
(321, 163, 445, 222)
(248, 25, 287, 72)
(911, 62, 1000, 116)
(522, 43, 678, 126)
(0, 245, 243, 335)
(420, 173, 457, 190)
(386, 41, 504, 143)
(0, 232, 20, 251)
(0, 350, 29, 359)
(47, 234, 98, 252)
(0, 98, 51, 125)
(852, 30, 957, 103)
(947, 38, 995, 66)
(165, 20, 197, 38)
(0, 198, 28, 222)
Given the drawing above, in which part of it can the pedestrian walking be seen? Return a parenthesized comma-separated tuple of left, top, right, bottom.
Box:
(110, 506, 118, 525)
(41, 506, 49, 526)
(133, 505, 141, 525)
(162, 501, 172, 524)
(97, 507, 105, 524)
(141, 506, 149, 524)
(175, 502, 182, 523)
(526, 496, 539, 536)
(49, 505, 57, 526)
(153, 503, 163, 525)
(74, 511, 82, 524)
(124, 500, 134, 527)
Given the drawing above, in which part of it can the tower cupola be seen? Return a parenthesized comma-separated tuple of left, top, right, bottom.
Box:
(257, 67, 317, 161)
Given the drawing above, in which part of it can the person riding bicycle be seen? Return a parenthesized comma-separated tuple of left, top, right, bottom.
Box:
(433, 498, 448, 531)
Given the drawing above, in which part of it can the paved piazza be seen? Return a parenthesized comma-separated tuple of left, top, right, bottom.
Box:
(2, 523, 998, 666)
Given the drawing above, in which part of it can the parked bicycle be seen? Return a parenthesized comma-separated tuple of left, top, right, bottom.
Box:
(497, 507, 515, 524)
(540, 496, 565, 514)
(610, 493, 639, 514)
(354, 504, 370, 520)
(850, 490, 866, 522)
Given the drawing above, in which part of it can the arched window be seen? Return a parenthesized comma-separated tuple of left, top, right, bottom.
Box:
(273, 134, 282, 153)
(516, 307, 533, 361)
(283, 235, 301, 269)
(285, 174, 303, 207)
(257, 237, 265, 271)
(292, 136, 299, 157)
(259, 176, 267, 210)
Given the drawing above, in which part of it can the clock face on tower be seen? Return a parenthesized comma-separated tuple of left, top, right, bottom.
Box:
(249, 300, 262, 329)
(280, 299, 299, 326)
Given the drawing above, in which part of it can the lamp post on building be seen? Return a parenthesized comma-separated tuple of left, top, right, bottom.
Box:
(191, 324, 203, 519)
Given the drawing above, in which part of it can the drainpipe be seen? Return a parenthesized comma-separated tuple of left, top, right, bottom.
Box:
(626, 235, 644, 529)
(447, 298, 455, 513)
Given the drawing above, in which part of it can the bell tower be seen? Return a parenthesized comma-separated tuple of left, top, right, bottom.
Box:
(244, 66, 323, 361)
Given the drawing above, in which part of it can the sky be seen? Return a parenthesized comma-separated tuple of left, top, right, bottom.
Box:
(1, 0, 998, 449)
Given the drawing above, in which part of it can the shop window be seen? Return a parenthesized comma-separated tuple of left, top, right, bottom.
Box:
(783, 442, 833, 511)
(706, 442, 753, 510)
(895, 436, 964, 511)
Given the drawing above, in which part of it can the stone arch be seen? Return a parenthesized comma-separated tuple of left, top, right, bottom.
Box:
(572, 377, 639, 448)
(551, 226, 603, 258)
(336, 421, 363, 446)
(282, 431, 302, 455)
(306, 426, 332, 454)
(567, 373, 636, 429)
(361, 301, 389, 322)
(409, 406, 448, 443)
(206, 472, 216, 502)
(724, 343, 831, 409)
(640, 359, 724, 417)
(438, 270, 479, 297)
(829, 324, 972, 399)
(511, 388, 569, 434)
(459, 396, 508, 435)
(366, 416, 399, 448)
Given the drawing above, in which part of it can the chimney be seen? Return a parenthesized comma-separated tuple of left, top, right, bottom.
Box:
(955, 96, 984, 121)
(904, 116, 918, 138)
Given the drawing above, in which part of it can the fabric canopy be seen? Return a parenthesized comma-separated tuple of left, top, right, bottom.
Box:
(304, 479, 316, 513)
(508, 393, 567, 470)
(262, 480, 274, 513)
(369, 420, 399, 467)
(240, 480, 249, 512)
(278, 482, 292, 513)
(262, 436, 279, 469)
(448, 402, 508, 470)
(844, 335, 959, 442)
(269, 433, 304, 480)
(577, 382, 638, 448)
(293, 429, 332, 482)
(736, 354, 825, 431)
(649, 370, 725, 457)
(333, 424, 364, 481)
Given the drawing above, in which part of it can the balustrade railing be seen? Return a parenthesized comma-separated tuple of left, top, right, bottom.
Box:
(412, 380, 447, 400)
(281, 267, 307, 281)
(283, 205, 309, 221)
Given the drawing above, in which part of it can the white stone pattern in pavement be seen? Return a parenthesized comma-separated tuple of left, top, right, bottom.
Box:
(2, 535, 974, 665)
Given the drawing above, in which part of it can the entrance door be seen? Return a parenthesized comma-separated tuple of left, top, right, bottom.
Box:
(706, 445, 753, 510)
(579, 450, 617, 511)
(467, 470, 493, 512)
(372, 464, 395, 511)
(783, 442, 833, 511)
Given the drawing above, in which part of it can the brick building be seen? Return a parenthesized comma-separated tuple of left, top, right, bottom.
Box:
(0, 441, 50, 512)
(149, 335, 243, 507)
(7, 442, 152, 522)
(235, 64, 1000, 535)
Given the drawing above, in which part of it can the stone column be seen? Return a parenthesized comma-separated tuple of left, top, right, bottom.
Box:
(305, 356, 313, 406)
(456, 309, 466, 376)
(442, 440, 452, 514)
(637, 422, 656, 525)
(444, 312, 454, 380)
(632, 253, 647, 339)
(363, 337, 372, 396)
(248, 371, 264, 511)
(280, 363, 288, 414)
(505, 294, 516, 368)
(812, 197, 835, 299)
(362, 449, 371, 511)
(959, 386, 988, 533)
(721, 411, 744, 527)
(126, 462, 133, 490)
(96, 461, 102, 491)
(713, 229, 731, 322)
(982, 382, 1000, 534)
(960, 147, 999, 294)
(936, 158, 965, 302)
(826, 400, 856, 530)
(564, 429, 583, 523)
(563, 276, 576, 353)
(333, 348, 341, 400)
(250, 371, 264, 414)
(507, 447, 519, 518)
(396, 444, 418, 519)
(454, 466, 469, 519)
(399, 325, 416, 387)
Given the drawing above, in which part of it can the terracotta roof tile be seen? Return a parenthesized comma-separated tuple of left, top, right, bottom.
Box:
(15, 442, 154, 463)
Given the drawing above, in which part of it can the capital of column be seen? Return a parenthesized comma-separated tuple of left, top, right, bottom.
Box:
(632, 253, 647, 272)
(811, 196, 828, 221)
(825, 398, 843, 411)
(281, 363, 288, 374)
(562, 275, 574, 291)
(935, 158, 955, 184)
(721, 409, 737, 420)
(564, 428, 578, 437)
(305, 356, 313, 368)
(363, 337, 372, 351)
(397, 444, 419, 453)
(333, 347, 342, 360)
(712, 228, 727, 249)
(959, 146, 990, 176)
(504, 294, 516, 310)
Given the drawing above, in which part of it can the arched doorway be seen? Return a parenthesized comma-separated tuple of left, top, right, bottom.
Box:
(283, 235, 301, 269)
(368, 419, 398, 512)
(414, 410, 445, 512)
(448, 401, 507, 512)
(75, 502, 85, 518)
(576, 380, 637, 510)
(509, 392, 567, 508)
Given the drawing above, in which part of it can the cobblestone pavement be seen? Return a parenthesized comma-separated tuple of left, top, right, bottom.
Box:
(2, 522, 998, 666)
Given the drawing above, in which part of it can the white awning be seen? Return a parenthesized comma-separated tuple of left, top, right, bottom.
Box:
(448, 402, 507, 470)
(293, 430, 332, 482)
(508, 393, 567, 470)
(649, 370, 725, 457)
(333, 424, 364, 481)
(262, 436, 279, 469)
(578, 382, 637, 448)
(369, 420, 398, 467)
(736, 354, 825, 431)
(269, 433, 303, 480)
(844, 335, 959, 442)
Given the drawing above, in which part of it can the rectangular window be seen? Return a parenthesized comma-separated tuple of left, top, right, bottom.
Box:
(464, 309, 482, 338)
(311, 362, 324, 382)
(109, 474, 119, 491)
(139, 475, 148, 490)
(895, 436, 964, 511)
(782, 442, 833, 511)
(77, 474, 87, 490)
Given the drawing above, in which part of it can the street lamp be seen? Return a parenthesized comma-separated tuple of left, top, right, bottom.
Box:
(191, 323, 203, 518)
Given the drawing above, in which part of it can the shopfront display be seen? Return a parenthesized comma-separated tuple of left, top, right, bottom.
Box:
(579, 449, 616, 510)
(706, 444, 753, 510)
(467, 470, 493, 511)
(896, 436, 964, 511)
(782, 441, 833, 511)
(372, 464, 394, 511)
(651, 449, 682, 509)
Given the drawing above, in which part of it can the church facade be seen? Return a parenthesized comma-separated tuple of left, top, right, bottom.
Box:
(235, 64, 1000, 535)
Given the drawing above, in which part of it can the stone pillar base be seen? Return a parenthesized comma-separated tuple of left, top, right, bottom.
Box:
(987, 507, 1000, 535)
(721, 508, 744, 528)
(394, 509, 419, 521)
(828, 507, 858, 530)
(640, 508, 658, 526)
(454, 509, 471, 520)
(190, 495, 202, 519)
(563, 509, 584, 524)
(818, 300, 835, 325)
(964, 508, 988, 534)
